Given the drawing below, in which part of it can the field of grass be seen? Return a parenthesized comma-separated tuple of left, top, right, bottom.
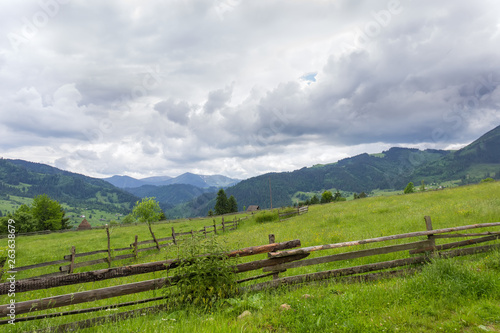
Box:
(1, 181, 500, 332)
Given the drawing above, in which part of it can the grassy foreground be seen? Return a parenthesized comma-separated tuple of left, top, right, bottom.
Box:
(2, 181, 500, 332)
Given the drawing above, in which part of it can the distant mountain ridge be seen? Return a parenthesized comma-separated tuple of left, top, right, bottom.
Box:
(170, 124, 500, 216)
(125, 183, 217, 211)
(103, 172, 240, 189)
(0, 159, 138, 214)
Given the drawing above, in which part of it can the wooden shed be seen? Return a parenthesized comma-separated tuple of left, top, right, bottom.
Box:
(77, 218, 92, 230)
(246, 205, 260, 212)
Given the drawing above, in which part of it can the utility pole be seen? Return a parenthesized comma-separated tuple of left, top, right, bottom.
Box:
(269, 176, 273, 210)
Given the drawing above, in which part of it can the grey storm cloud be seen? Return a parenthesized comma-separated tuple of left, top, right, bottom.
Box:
(154, 99, 192, 125)
(1, 0, 499, 179)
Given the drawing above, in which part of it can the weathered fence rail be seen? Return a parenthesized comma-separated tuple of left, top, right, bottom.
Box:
(279, 206, 309, 222)
(1, 218, 243, 279)
(1, 216, 499, 330)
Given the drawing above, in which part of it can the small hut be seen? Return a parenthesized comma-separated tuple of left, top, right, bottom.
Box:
(77, 218, 92, 231)
(246, 205, 260, 212)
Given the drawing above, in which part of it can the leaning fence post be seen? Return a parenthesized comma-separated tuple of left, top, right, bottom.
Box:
(106, 224, 111, 267)
(171, 227, 177, 245)
(222, 217, 225, 233)
(204, 226, 207, 238)
(213, 219, 217, 235)
(69, 246, 76, 274)
(424, 216, 436, 250)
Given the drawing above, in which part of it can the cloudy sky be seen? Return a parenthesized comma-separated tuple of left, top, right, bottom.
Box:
(1, 0, 500, 180)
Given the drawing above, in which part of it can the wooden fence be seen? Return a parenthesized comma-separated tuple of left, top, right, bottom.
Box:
(0, 216, 499, 331)
(0, 213, 245, 239)
(279, 206, 308, 221)
(2, 217, 243, 279)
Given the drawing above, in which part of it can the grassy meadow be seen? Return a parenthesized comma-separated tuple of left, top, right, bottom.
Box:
(1, 181, 500, 332)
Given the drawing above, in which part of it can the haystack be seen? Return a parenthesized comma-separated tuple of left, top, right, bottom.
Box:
(77, 218, 92, 230)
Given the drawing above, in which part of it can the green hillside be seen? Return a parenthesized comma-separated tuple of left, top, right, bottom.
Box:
(215, 125, 500, 211)
(223, 148, 450, 210)
(0, 159, 138, 223)
(409, 125, 500, 184)
(2, 181, 499, 332)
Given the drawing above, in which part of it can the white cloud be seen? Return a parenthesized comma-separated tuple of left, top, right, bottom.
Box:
(1, 0, 499, 179)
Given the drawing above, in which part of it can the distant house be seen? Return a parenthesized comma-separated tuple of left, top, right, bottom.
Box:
(77, 218, 92, 231)
(246, 205, 260, 212)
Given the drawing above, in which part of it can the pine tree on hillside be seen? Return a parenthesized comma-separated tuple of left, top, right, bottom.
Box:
(214, 189, 229, 215)
(227, 195, 238, 213)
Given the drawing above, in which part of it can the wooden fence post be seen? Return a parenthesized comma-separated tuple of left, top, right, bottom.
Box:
(424, 216, 436, 250)
(148, 224, 161, 251)
(69, 246, 76, 274)
(171, 227, 177, 245)
(204, 226, 207, 238)
(133, 236, 138, 259)
(222, 217, 225, 233)
(268, 234, 280, 280)
(106, 225, 111, 268)
(213, 219, 217, 235)
(191, 229, 194, 238)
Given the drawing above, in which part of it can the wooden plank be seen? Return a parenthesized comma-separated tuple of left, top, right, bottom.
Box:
(175, 231, 193, 236)
(32, 304, 167, 333)
(263, 240, 430, 272)
(60, 253, 136, 272)
(432, 231, 500, 239)
(226, 239, 301, 258)
(409, 234, 500, 254)
(235, 253, 310, 273)
(250, 256, 432, 292)
(236, 271, 286, 284)
(253, 243, 500, 291)
(0, 277, 172, 316)
(269, 222, 500, 258)
(64, 250, 108, 260)
(113, 246, 132, 252)
(279, 211, 297, 218)
(14, 259, 69, 272)
(0, 296, 168, 325)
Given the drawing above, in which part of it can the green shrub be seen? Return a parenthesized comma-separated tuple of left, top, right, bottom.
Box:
(166, 236, 238, 311)
(254, 210, 279, 223)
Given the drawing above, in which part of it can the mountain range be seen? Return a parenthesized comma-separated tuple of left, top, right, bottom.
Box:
(104, 172, 240, 189)
(1, 124, 499, 220)
(169, 124, 500, 216)
(0, 158, 137, 215)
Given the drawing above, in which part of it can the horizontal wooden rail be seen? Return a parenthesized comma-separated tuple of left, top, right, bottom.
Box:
(0, 296, 168, 325)
(0, 277, 170, 316)
(409, 234, 500, 254)
(14, 259, 69, 272)
(263, 240, 430, 272)
(269, 222, 500, 258)
(252, 243, 500, 291)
